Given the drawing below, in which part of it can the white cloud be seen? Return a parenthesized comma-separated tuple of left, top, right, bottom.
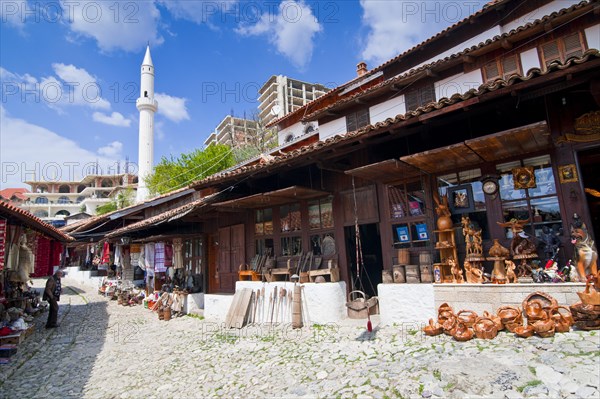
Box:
(60, 0, 163, 52)
(155, 92, 190, 123)
(97, 141, 123, 157)
(360, 1, 486, 65)
(92, 111, 131, 127)
(1, 64, 110, 111)
(0, 0, 27, 31)
(158, 0, 238, 25)
(236, 0, 322, 69)
(0, 106, 121, 187)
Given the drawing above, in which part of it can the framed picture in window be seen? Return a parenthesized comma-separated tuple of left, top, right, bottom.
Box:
(447, 184, 475, 214)
(558, 164, 578, 183)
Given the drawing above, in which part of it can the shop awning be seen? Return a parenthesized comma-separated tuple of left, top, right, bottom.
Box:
(213, 186, 330, 209)
(400, 142, 483, 174)
(344, 159, 423, 184)
(464, 121, 551, 162)
(400, 121, 551, 174)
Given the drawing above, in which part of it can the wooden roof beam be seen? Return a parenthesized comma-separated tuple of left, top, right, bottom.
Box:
(501, 39, 513, 50)
(462, 55, 476, 64)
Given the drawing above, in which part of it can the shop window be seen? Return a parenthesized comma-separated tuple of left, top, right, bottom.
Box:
(255, 208, 273, 235)
(308, 198, 333, 230)
(405, 83, 435, 112)
(437, 169, 490, 240)
(255, 238, 274, 256)
(281, 236, 302, 256)
(280, 203, 301, 232)
(184, 238, 203, 275)
(346, 108, 370, 132)
(497, 155, 562, 239)
(539, 32, 585, 68)
(310, 233, 336, 256)
(482, 55, 521, 82)
(389, 180, 430, 248)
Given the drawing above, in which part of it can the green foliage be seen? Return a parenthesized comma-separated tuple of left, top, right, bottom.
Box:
(146, 144, 235, 195)
(95, 189, 134, 215)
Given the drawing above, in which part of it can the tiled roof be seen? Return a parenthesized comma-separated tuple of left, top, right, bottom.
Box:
(105, 194, 219, 238)
(302, 0, 594, 122)
(191, 50, 599, 189)
(64, 186, 195, 234)
(0, 201, 73, 241)
(0, 188, 29, 201)
(265, 0, 516, 128)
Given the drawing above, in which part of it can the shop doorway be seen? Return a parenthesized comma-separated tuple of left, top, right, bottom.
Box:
(577, 147, 600, 242)
(344, 223, 383, 297)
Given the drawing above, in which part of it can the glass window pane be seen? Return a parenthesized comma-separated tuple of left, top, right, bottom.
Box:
(499, 172, 526, 200)
(308, 202, 320, 229)
(528, 166, 556, 197)
(321, 200, 333, 228)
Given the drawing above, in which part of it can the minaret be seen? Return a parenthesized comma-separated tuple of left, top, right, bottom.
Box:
(136, 45, 158, 202)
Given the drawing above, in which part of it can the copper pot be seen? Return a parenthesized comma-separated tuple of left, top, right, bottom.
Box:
(438, 303, 454, 324)
(483, 310, 503, 331)
(473, 317, 498, 339)
(457, 310, 479, 328)
(514, 325, 535, 338)
(533, 311, 554, 335)
(452, 321, 474, 341)
(443, 315, 458, 336)
(423, 318, 443, 336)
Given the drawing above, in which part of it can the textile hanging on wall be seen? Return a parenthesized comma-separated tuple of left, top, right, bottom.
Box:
(164, 244, 173, 267)
(114, 245, 122, 267)
(0, 218, 6, 271)
(6, 224, 23, 270)
(101, 242, 110, 264)
(173, 238, 183, 269)
(154, 242, 166, 273)
(144, 243, 155, 270)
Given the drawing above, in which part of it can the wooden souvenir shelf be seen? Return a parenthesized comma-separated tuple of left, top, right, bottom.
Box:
(433, 229, 458, 283)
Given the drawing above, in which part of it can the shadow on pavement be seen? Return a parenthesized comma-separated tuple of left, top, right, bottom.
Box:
(0, 284, 110, 399)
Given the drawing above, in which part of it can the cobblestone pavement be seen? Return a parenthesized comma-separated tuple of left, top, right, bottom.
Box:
(1, 278, 599, 399)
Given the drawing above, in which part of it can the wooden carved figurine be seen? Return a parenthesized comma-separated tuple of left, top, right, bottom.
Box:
(489, 239, 510, 283)
(463, 260, 483, 284)
(449, 258, 464, 283)
(461, 216, 483, 256)
(497, 218, 537, 256)
(434, 193, 453, 231)
(570, 223, 598, 283)
(505, 260, 517, 283)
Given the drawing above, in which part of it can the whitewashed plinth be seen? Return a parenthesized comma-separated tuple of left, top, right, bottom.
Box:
(203, 294, 234, 321)
(184, 293, 204, 314)
(378, 283, 436, 325)
(235, 281, 347, 324)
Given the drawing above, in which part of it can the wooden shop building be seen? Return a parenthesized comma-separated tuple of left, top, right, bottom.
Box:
(86, 0, 599, 322)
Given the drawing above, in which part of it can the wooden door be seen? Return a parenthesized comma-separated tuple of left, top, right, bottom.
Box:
(214, 224, 245, 293)
(207, 234, 219, 293)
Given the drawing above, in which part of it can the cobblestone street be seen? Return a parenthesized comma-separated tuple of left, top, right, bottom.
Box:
(1, 278, 599, 399)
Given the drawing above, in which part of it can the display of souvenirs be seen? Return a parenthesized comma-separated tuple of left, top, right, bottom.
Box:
(415, 223, 429, 240)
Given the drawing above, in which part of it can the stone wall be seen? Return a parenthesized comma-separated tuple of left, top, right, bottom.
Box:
(433, 283, 585, 315)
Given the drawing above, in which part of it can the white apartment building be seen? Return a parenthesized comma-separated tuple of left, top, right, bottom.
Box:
(21, 174, 136, 227)
(204, 115, 259, 147)
(258, 75, 330, 126)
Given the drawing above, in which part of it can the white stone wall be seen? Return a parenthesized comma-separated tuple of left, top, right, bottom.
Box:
(369, 95, 406, 125)
(319, 117, 347, 140)
(434, 70, 483, 100)
(520, 48, 542, 74)
(378, 284, 436, 325)
(585, 23, 600, 51)
(204, 294, 234, 321)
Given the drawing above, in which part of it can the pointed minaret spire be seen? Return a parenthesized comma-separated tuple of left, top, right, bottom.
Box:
(136, 45, 158, 203)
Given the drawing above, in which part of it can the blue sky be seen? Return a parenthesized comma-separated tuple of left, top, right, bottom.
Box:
(1, 0, 488, 188)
